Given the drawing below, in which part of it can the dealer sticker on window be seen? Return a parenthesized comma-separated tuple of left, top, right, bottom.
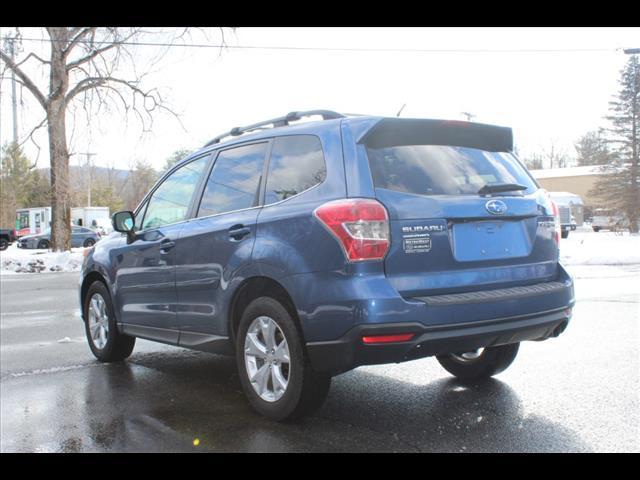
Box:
(402, 234, 432, 254)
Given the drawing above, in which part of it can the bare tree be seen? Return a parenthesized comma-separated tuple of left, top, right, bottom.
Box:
(575, 130, 618, 166)
(541, 140, 570, 169)
(0, 27, 229, 250)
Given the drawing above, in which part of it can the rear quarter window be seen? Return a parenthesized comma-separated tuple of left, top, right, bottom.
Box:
(366, 145, 536, 196)
(264, 135, 326, 205)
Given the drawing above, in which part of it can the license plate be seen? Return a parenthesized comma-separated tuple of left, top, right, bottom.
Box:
(452, 221, 531, 261)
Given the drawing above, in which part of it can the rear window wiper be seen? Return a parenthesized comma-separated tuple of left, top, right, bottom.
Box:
(477, 183, 528, 196)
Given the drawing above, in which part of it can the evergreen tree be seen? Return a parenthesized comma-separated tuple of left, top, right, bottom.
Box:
(0, 142, 43, 227)
(590, 55, 640, 233)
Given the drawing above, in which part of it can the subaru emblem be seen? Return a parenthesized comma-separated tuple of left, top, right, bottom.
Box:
(485, 200, 507, 215)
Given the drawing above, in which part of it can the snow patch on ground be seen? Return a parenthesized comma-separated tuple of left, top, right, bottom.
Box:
(560, 229, 640, 266)
(0, 244, 84, 274)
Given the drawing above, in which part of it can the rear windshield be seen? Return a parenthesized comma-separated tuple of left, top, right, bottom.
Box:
(366, 145, 536, 196)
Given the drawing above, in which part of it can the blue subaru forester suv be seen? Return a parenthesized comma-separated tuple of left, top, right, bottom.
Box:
(80, 110, 575, 420)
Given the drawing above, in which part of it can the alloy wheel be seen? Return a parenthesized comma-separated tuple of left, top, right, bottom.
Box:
(87, 293, 109, 350)
(244, 316, 291, 402)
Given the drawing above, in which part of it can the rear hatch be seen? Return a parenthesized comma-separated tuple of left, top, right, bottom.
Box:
(360, 118, 559, 298)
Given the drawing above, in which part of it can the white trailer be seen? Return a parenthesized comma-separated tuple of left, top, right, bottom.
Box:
(15, 207, 52, 237)
(15, 206, 110, 237)
(71, 207, 110, 228)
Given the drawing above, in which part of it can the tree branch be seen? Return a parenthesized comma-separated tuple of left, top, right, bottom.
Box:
(64, 27, 95, 57)
(65, 76, 108, 102)
(14, 51, 51, 68)
(17, 116, 48, 165)
(66, 29, 139, 72)
(0, 48, 48, 109)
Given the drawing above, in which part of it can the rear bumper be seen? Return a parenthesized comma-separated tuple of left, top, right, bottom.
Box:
(306, 307, 572, 374)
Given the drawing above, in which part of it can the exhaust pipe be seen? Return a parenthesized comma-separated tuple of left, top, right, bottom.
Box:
(551, 320, 568, 338)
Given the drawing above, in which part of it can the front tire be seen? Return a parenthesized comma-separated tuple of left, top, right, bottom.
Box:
(561, 230, 569, 239)
(0, 238, 8, 251)
(236, 297, 331, 421)
(436, 343, 519, 381)
(84, 281, 135, 362)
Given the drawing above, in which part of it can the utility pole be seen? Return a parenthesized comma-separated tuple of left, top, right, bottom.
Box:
(3, 35, 19, 143)
(79, 153, 96, 207)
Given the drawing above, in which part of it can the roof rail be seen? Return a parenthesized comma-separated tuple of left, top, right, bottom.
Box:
(204, 110, 345, 147)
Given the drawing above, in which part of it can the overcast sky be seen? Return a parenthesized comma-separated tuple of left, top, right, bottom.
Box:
(1, 27, 639, 171)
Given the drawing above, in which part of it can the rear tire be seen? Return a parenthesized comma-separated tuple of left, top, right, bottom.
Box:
(83, 238, 96, 247)
(561, 230, 569, 239)
(436, 343, 519, 381)
(84, 281, 135, 362)
(236, 296, 331, 421)
(37, 239, 50, 249)
(592, 227, 600, 232)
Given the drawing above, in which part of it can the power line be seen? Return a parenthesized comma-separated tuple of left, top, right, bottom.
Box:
(7, 37, 629, 54)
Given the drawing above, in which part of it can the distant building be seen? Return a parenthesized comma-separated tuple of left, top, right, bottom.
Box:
(529, 165, 607, 209)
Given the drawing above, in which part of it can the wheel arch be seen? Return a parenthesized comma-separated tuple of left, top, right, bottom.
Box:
(229, 276, 300, 344)
(80, 270, 109, 322)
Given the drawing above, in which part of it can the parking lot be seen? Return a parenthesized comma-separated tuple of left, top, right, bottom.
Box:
(1, 231, 639, 452)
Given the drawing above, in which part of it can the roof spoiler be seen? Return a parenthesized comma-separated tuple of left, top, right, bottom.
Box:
(358, 118, 514, 152)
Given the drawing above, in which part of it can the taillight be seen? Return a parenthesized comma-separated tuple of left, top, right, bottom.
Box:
(550, 200, 561, 245)
(314, 198, 390, 262)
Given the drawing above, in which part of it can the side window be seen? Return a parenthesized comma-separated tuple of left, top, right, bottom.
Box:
(197, 142, 267, 217)
(141, 156, 209, 230)
(265, 135, 326, 205)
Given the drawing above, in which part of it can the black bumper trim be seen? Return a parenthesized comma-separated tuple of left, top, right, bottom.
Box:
(306, 308, 571, 375)
(412, 281, 568, 306)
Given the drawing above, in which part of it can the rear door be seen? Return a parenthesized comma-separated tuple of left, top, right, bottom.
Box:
(362, 120, 558, 298)
(174, 141, 268, 341)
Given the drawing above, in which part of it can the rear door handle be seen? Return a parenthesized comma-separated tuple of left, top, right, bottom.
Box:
(228, 225, 251, 241)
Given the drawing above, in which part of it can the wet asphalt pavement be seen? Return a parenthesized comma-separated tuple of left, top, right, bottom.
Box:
(1, 266, 639, 452)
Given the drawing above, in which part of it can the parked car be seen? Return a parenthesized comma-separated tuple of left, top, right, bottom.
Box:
(79, 111, 575, 421)
(19, 226, 100, 249)
(0, 228, 17, 251)
(592, 209, 629, 232)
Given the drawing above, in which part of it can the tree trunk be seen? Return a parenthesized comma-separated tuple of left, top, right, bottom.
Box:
(47, 100, 71, 250)
(47, 28, 71, 251)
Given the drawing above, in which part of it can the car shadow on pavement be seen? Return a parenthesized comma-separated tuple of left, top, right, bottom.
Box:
(17, 349, 591, 452)
(323, 367, 593, 452)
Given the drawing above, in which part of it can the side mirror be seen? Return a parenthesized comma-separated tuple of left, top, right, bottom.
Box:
(112, 211, 136, 242)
